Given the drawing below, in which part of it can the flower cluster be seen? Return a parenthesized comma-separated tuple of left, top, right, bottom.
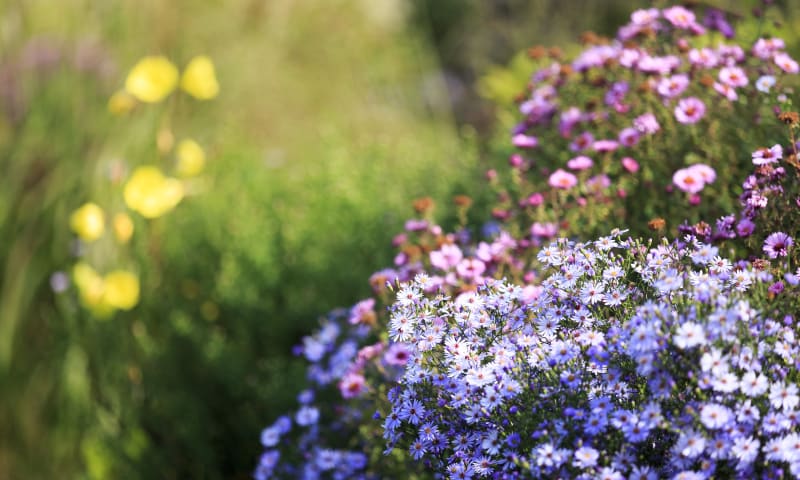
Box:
(489, 5, 799, 240)
(382, 232, 800, 479)
(65, 55, 218, 316)
(255, 3, 800, 479)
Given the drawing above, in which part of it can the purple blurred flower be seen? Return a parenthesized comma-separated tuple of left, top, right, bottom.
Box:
(763, 232, 793, 259)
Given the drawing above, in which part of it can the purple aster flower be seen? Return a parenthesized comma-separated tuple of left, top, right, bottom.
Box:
(736, 218, 755, 237)
(703, 8, 734, 38)
(764, 232, 793, 259)
(769, 281, 785, 295)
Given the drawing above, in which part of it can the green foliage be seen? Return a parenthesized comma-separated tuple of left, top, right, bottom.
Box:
(0, 0, 479, 478)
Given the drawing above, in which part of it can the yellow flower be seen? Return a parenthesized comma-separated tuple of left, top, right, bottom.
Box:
(73, 262, 106, 308)
(176, 139, 206, 177)
(123, 166, 184, 218)
(70, 203, 105, 242)
(180, 56, 219, 100)
(113, 213, 134, 243)
(102, 270, 140, 310)
(73, 264, 140, 315)
(108, 90, 136, 115)
(125, 56, 179, 103)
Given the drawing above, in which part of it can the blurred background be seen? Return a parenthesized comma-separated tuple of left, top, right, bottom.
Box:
(0, 0, 786, 478)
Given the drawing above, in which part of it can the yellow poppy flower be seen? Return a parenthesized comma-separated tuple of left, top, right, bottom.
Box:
(73, 262, 106, 308)
(123, 166, 184, 219)
(180, 56, 219, 100)
(102, 270, 140, 310)
(113, 213, 134, 243)
(176, 139, 206, 177)
(108, 90, 136, 115)
(70, 203, 105, 242)
(125, 56, 179, 103)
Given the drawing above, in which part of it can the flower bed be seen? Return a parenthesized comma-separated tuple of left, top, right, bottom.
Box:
(257, 4, 800, 479)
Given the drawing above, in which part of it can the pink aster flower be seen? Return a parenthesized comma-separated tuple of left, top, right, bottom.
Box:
(688, 47, 718, 68)
(548, 169, 578, 189)
(752, 144, 783, 165)
(631, 8, 660, 26)
(713, 82, 738, 101)
(456, 258, 486, 280)
(339, 372, 367, 399)
(717, 44, 745, 63)
(349, 298, 376, 325)
(430, 243, 464, 271)
(775, 53, 800, 73)
(567, 155, 593, 171)
(512, 133, 538, 148)
(619, 48, 641, 68)
(663, 6, 699, 29)
(657, 74, 690, 98)
(621, 156, 640, 173)
(719, 66, 748, 88)
(637, 54, 681, 75)
(753, 38, 786, 59)
(593, 139, 619, 152)
(763, 232, 793, 259)
(689, 164, 716, 185)
(634, 112, 660, 134)
(531, 222, 558, 239)
(674, 97, 706, 124)
(673, 167, 706, 193)
(526, 192, 544, 206)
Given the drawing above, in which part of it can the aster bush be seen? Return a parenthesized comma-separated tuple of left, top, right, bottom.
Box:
(256, 3, 800, 479)
(483, 4, 800, 242)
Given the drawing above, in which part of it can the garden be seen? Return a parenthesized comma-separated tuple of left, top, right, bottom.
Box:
(1, 0, 799, 479)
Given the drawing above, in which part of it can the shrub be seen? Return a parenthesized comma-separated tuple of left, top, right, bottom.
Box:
(256, 4, 800, 479)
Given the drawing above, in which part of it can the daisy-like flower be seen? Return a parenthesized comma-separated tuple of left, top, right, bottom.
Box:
(621, 157, 639, 173)
(548, 169, 578, 189)
(512, 133, 538, 148)
(663, 6, 697, 29)
(700, 403, 731, 429)
(674, 97, 706, 124)
(756, 75, 777, 93)
(567, 155, 593, 171)
(573, 446, 599, 468)
(739, 371, 768, 396)
(752, 144, 783, 165)
(688, 47, 718, 68)
(731, 436, 760, 466)
(713, 82, 738, 101)
(770, 382, 800, 411)
(719, 66, 748, 87)
(753, 37, 786, 59)
(764, 232, 793, 259)
(673, 322, 706, 349)
(673, 167, 705, 194)
(618, 128, 640, 147)
(775, 52, 800, 73)
(593, 139, 619, 152)
(657, 74, 689, 98)
(634, 112, 660, 134)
